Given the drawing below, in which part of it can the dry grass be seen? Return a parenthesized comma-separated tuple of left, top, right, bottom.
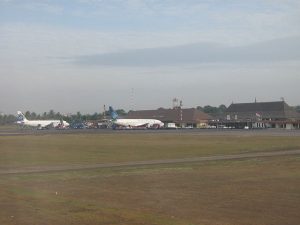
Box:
(0, 133, 300, 224)
(0, 156, 299, 225)
(1, 133, 300, 168)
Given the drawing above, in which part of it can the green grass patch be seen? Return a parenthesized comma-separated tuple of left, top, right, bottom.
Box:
(1, 133, 300, 168)
(0, 156, 299, 225)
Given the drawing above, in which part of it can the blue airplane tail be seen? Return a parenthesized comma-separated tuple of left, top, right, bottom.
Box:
(109, 106, 119, 120)
(17, 111, 27, 121)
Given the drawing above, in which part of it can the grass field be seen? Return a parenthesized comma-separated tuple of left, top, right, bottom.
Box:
(1, 133, 300, 168)
(0, 133, 300, 224)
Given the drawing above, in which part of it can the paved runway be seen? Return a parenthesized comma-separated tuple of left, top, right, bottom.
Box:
(1, 149, 299, 175)
(1, 127, 300, 136)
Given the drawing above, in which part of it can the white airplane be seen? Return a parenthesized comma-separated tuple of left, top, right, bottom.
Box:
(16, 111, 69, 129)
(109, 106, 164, 129)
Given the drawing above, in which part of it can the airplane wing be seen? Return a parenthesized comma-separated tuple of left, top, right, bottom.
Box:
(40, 122, 55, 129)
(133, 122, 149, 127)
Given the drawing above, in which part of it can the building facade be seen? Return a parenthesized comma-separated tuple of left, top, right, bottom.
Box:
(125, 107, 211, 128)
(210, 101, 300, 129)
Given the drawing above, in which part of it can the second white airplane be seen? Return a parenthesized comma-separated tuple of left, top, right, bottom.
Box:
(16, 111, 69, 129)
(109, 106, 164, 129)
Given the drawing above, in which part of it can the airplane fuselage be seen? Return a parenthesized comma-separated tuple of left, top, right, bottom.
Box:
(17, 119, 69, 128)
(113, 119, 164, 128)
(16, 111, 69, 129)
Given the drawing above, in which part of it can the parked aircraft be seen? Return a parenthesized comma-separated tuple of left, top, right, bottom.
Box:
(109, 106, 164, 129)
(16, 111, 69, 129)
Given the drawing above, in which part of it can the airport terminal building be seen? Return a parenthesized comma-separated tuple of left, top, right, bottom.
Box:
(209, 101, 300, 129)
(125, 108, 211, 128)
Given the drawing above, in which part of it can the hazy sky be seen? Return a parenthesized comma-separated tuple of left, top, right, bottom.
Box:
(1, 0, 300, 114)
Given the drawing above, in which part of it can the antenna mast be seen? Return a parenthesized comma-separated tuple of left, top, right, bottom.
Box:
(130, 88, 135, 111)
(103, 104, 106, 120)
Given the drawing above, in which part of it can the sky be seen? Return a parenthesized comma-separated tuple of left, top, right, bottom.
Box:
(0, 0, 300, 114)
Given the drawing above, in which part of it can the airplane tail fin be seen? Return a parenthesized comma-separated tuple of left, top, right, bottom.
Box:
(109, 106, 119, 120)
(17, 111, 28, 122)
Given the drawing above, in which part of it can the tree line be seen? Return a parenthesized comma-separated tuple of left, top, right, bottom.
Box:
(197, 104, 227, 114)
(1, 105, 300, 125)
(0, 109, 127, 125)
(198, 105, 300, 114)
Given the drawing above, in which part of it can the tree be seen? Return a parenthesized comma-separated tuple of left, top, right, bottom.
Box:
(0, 114, 17, 125)
(203, 105, 219, 114)
(48, 110, 55, 119)
(31, 112, 37, 119)
(55, 112, 62, 119)
(218, 104, 227, 113)
(25, 111, 31, 119)
(90, 113, 99, 121)
(196, 106, 203, 111)
(116, 109, 127, 116)
(197, 105, 227, 114)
